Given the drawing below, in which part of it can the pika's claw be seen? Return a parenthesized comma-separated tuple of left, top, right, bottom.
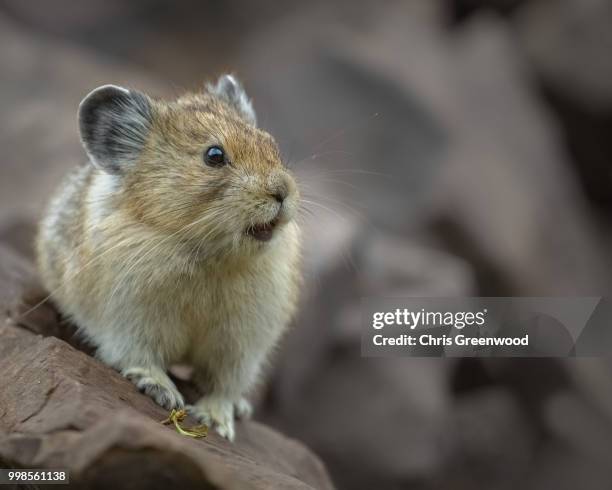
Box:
(234, 397, 253, 420)
(187, 397, 235, 441)
(124, 366, 185, 410)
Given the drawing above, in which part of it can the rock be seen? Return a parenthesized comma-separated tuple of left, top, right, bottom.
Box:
(514, 0, 612, 215)
(420, 15, 612, 295)
(0, 13, 164, 227)
(515, 0, 612, 112)
(0, 244, 334, 490)
(435, 389, 536, 489)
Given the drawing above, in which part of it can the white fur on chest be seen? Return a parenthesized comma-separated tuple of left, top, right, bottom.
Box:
(86, 222, 299, 368)
(77, 171, 299, 390)
(180, 232, 298, 362)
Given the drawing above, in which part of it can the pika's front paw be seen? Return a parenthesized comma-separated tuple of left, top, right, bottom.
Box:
(187, 397, 235, 441)
(234, 397, 253, 420)
(124, 366, 185, 410)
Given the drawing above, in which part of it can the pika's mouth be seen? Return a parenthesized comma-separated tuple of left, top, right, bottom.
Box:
(246, 216, 280, 242)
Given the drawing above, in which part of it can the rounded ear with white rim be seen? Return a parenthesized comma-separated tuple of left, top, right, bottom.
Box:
(207, 74, 257, 126)
(78, 84, 152, 174)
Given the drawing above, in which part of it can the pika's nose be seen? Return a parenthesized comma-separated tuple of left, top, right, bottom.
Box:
(270, 185, 288, 204)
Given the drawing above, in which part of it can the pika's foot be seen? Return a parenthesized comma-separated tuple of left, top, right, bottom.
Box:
(124, 366, 185, 410)
(234, 397, 253, 420)
(187, 397, 235, 441)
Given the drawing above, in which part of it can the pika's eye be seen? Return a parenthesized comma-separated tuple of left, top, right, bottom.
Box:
(204, 146, 227, 167)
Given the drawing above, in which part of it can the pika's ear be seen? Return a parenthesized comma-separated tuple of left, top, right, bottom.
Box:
(207, 74, 257, 126)
(78, 85, 152, 174)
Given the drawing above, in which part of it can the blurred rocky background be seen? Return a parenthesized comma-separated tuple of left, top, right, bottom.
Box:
(1, 0, 612, 488)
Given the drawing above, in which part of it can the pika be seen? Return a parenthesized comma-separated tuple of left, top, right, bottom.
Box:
(36, 75, 301, 441)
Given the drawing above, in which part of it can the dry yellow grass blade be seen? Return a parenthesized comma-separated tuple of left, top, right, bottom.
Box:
(160, 409, 208, 438)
